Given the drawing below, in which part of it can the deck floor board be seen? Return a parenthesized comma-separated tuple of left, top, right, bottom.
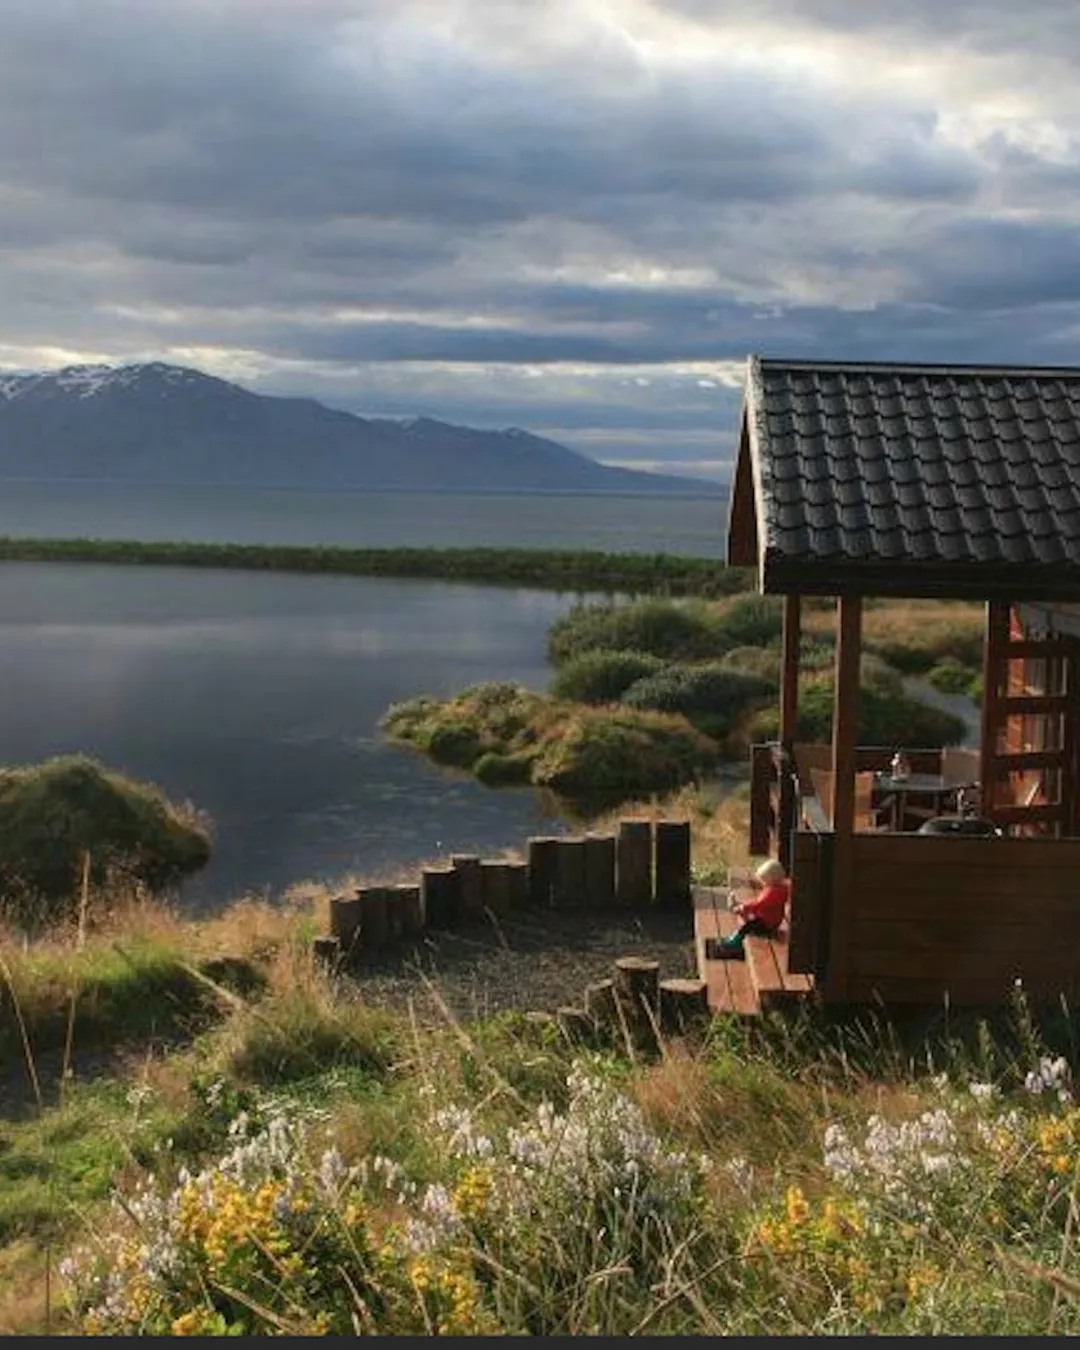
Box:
(693, 886, 813, 1016)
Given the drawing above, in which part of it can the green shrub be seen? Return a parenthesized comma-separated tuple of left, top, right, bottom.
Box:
(712, 594, 785, 648)
(927, 659, 981, 699)
(426, 724, 484, 768)
(547, 600, 728, 666)
(719, 646, 782, 684)
(531, 708, 717, 799)
(621, 664, 776, 741)
(474, 751, 533, 786)
(548, 649, 665, 704)
(0, 756, 211, 921)
(747, 675, 966, 748)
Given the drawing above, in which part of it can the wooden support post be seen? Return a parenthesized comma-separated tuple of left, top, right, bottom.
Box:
(384, 885, 404, 941)
(824, 594, 862, 1003)
(312, 935, 341, 970)
(480, 860, 511, 915)
(357, 886, 390, 951)
(393, 883, 424, 936)
(613, 955, 661, 1050)
(421, 866, 460, 929)
(583, 833, 617, 907)
(554, 837, 587, 906)
(654, 820, 691, 908)
(616, 820, 653, 906)
(659, 977, 709, 1034)
(980, 600, 1011, 818)
(778, 594, 802, 872)
(329, 894, 362, 957)
(451, 854, 484, 920)
(527, 836, 560, 907)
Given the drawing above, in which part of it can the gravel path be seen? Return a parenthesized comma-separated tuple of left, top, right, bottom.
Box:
(345, 906, 698, 1024)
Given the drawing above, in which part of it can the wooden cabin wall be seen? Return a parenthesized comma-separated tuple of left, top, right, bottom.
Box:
(835, 833, 1080, 1004)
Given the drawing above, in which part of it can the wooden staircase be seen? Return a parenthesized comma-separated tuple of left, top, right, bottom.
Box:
(693, 886, 814, 1017)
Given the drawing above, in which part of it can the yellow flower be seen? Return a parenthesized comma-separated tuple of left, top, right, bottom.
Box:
(171, 1310, 206, 1336)
(785, 1186, 810, 1226)
(905, 1262, 938, 1302)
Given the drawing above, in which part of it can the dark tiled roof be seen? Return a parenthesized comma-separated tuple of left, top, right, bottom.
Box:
(728, 356, 1080, 599)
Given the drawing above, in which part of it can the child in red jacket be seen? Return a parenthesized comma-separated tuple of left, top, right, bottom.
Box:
(713, 858, 789, 959)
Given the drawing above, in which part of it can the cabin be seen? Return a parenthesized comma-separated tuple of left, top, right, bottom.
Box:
(699, 356, 1080, 1014)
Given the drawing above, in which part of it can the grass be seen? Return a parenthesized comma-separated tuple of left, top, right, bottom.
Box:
(5, 827, 1080, 1335)
(0, 537, 752, 598)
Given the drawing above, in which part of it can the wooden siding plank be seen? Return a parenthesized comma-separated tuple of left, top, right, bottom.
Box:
(850, 834, 1080, 867)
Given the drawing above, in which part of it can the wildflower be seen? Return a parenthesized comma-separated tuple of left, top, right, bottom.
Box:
(968, 1082, 996, 1102)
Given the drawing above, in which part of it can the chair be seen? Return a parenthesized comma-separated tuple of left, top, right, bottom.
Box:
(941, 746, 980, 786)
(809, 768, 880, 831)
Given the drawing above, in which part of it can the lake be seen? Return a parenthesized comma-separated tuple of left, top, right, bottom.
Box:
(0, 485, 726, 910)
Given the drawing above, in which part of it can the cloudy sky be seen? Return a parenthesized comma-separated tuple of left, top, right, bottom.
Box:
(2, 0, 1079, 482)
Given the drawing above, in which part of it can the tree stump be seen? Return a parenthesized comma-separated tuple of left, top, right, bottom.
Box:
(527, 836, 560, 908)
(584, 834, 616, 908)
(655, 820, 692, 909)
(616, 820, 653, 907)
(554, 836, 587, 906)
(357, 886, 390, 951)
(659, 978, 709, 1034)
(556, 1006, 595, 1044)
(329, 895, 363, 957)
(613, 955, 661, 1051)
(312, 935, 341, 971)
(451, 854, 484, 920)
(584, 978, 617, 1027)
(393, 883, 424, 936)
(421, 867, 460, 929)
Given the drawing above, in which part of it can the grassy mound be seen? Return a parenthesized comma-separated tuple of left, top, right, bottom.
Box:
(381, 682, 717, 802)
(0, 756, 211, 923)
(548, 599, 730, 666)
(548, 649, 665, 704)
(621, 663, 777, 744)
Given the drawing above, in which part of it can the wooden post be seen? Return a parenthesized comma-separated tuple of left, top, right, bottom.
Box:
(584, 978, 617, 1026)
(616, 820, 653, 907)
(778, 594, 802, 872)
(659, 977, 709, 1034)
(451, 854, 484, 920)
(329, 894, 362, 955)
(556, 1006, 595, 1044)
(980, 600, 1010, 821)
(583, 834, 616, 907)
(312, 935, 341, 970)
(654, 820, 691, 908)
(421, 866, 460, 929)
(554, 837, 587, 906)
(393, 883, 424, 936)
(480, 860, 511, 915)
(357, 886, 390, 951)
(505, 861, 528, 911)
(384, 885, 404, 941)
(824, 594, 862, 1003)
(613, 955, 661, 1050)
(527, 836, 560, 907)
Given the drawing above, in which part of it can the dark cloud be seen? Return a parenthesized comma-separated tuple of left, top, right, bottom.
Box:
(0, 0, 1077, 479)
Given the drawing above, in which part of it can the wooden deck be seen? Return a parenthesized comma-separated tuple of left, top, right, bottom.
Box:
(693, 885, 814, 1017)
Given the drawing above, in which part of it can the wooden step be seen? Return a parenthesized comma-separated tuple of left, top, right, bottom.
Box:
(744, 926, 813, 1012)
(693, 888, 759, 1017)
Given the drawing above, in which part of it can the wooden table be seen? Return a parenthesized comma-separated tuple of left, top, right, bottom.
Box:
(873, 772, 957, 831)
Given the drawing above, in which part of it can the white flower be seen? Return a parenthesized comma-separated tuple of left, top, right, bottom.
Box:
(969, 1082, 996, 1101)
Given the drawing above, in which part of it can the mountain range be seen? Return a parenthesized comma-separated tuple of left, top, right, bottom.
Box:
(0, 362, 719, 495)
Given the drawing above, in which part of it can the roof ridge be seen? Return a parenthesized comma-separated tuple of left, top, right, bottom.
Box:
(753, 356, 1080, 379)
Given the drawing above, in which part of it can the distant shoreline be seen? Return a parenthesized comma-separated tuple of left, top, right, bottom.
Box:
(0, 536, 750, 596)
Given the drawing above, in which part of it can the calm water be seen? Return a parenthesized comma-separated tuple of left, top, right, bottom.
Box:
(0, 485, 725, 909)
(0, 481, 725, 557)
